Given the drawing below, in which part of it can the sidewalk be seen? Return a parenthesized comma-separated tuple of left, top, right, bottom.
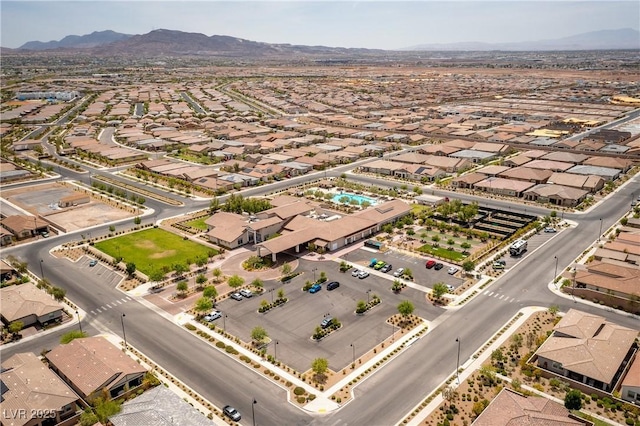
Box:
(405, 306, 546, 426)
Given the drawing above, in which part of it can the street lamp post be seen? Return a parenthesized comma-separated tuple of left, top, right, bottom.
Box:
(121, 313, 127, 348)
(554, 256, 559, 288)
(39, 259, 45, 281)
(274, 340, 278, 361)
(456, 337, 461, 385)
(269, 289, 274, 304)
(312, 267, 317, 282)
(223, 314, 227, 332)
(350, 343, 355, 367)
(76, 310, 82, 334)
(598, 218, 603, 241)
(251, 398, 257, 426)
(366, 289, 371, 305)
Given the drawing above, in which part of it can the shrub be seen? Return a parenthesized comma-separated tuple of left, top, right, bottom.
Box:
(294, 387, 305, 396)
(297, 396, 306, 404)
(215, 341, 225, 348)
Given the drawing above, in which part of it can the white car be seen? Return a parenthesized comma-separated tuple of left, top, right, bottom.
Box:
(446, 284, 455, 292)
(352, 269, 362, 277)
(357, 270, 370, 279)
(447, 267, 459, 275)
(239, 289, 253, 298)
(393, 268, 405, 277)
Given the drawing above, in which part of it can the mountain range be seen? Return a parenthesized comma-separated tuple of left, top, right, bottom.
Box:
(19, 30, 133, 50)
(405, 28, 640, 51)
(10, 28, 639, 57)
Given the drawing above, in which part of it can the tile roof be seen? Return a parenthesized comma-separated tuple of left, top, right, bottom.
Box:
(109, 384, 215, 426)
(1, 352, 79, 426)
(474, 388, 581, 426)
(0, 283, 63, 323)
(536, 309, 638, 384)
(46, 337, 146, 398)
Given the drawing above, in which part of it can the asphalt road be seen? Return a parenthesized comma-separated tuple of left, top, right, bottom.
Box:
(2, 144, 638, 425)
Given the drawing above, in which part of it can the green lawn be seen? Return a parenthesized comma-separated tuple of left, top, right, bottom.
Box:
(416, 244, 467, 262)
(184, 217, 208, 231)
(94, 228, 215, 275)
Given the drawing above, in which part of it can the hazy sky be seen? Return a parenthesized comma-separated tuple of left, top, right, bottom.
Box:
(2, 1, 638, 49)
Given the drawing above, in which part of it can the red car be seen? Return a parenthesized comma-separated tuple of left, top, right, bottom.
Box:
(425, 259, 436, 269)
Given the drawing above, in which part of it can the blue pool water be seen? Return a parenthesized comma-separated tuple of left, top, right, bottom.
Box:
(332, 192, 378, 206)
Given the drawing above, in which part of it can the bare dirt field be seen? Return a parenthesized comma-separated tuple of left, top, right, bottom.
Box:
(2, 182, 134, 231)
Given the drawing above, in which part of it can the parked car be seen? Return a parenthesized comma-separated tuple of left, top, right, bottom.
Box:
(204, 311, 222, 322)
(373, 261, 386, 270)
(89, 259, 98, 267)
(352, 269, 362, 277)
(309, 283, 322, 293)
(380, 264, 393, 273)
(40, 231, 50, 238)
(230, 292, 243, 301)
(447, 266, 459, 275)
(425, 260, 436, 269)
(320, 316, 333, 329)
(492, 262, 505, 270)
(326, 281, 340, 291)
(446, 284, 455, 292)
(223, 405, 241, 422)
(358, 270, 369, 279)
(544, 227, 556, 233)
(369, 258, 378, 267)
(393, 268, 405, 277)
(434, 262, 444, 270)
(239, 289, 253, 298)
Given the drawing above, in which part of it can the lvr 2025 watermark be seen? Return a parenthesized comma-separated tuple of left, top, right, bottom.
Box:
(2, 408, 57, 419)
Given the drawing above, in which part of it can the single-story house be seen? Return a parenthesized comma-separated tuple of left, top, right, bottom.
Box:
(620, 356, 640, 405)
(474, 388, 583, 426)
(109, 384, 216, 426)
(534, 309, 638, 392)
(0, 216, 50, 241)
(473, 177, 535, 198)
(524, 184, 589, 207)
(46, 336, 147, 401)
(0, 283, 63, 329)
(1, 352, 81, 426)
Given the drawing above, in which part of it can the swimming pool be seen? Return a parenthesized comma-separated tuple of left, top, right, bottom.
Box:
(331, 192, 378, 206)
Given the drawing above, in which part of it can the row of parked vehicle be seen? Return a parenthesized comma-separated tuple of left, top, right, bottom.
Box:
(309, 281, 340, 293)
(425, 259, 458, 275)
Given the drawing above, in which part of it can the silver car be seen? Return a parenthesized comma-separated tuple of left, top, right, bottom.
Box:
(393, 268, 405, 277)
(239, 289, 253, 298)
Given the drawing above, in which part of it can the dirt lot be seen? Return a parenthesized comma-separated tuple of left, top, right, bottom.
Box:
(2, 182, 134, 232)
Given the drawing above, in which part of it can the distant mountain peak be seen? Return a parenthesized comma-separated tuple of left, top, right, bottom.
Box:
(19, 30, 134, 50)
(404, 28, 640, 51)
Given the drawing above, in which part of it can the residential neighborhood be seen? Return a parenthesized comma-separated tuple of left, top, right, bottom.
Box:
(1, 24, 639, 426)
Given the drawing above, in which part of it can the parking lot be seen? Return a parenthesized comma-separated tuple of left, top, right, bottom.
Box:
(214, 258, 444, 373)
(340, 248, 465, 290)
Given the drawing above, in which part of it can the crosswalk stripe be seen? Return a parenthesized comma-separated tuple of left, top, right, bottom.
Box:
(91, 310, 96, 315)
(499, 295, 505, 300)
(125, 296, 131, 301)
(122, 298, 129, 303)
(116, 300, 123, 305)
(106, 303, 112, 308)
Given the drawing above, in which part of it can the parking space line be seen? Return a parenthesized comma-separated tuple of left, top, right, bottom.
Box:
(509, 298, 515, 303)
(121, 298, 129, 303)
(90, 310, 96, 315)
(106, 303, 112, 308)
(116, 300, 123, 305)
(100, 306, 106, 310)
(125, 296, 131, 301)
(487, 291, 494, 296)
(499, 295, 505, 300)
